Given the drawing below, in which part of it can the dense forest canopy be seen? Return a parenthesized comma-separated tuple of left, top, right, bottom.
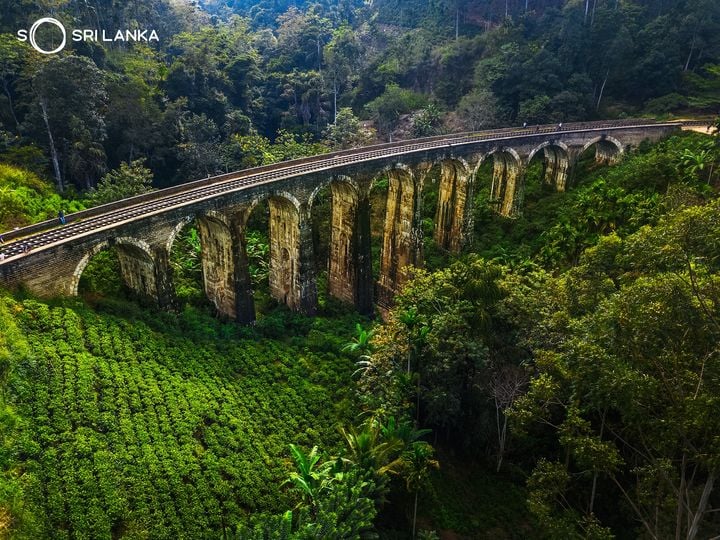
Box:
(0, 0, 718, 196)
(2, 0, 720, 538)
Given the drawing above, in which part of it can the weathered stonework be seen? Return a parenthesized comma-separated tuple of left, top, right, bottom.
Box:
(0, 123, 681, 320)
(434, 159, 474, 253)
(268, 196, 301, 310)
(489, 150, 524, 218)
(591, 137, 622, 164)
(541, 144, 571, 191)
(328, 180, 358, 305)
(326, 178, 373, 314)
(377, 166, 424, 307)
(266, 195, 317, 315)
(197, 213, 236, 317)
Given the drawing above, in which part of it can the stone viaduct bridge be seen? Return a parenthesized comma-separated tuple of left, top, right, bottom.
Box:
(0, 120, 693, 322)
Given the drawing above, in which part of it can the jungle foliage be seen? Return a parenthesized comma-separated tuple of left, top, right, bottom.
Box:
(355, 130, 720, 537)
(0, 0, 718, 198)
(1, 0, 720, 537)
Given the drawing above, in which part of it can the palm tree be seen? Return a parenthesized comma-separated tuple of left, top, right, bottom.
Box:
(679, 147, 716, 183)
(344, 323, 377, 378)
(342, 323, 375, 356)
(380, 416, 431, 447)
(340, 418, 404, 476)
(282, 444, 332, 513)
(398, 308, 430, 421)
(402, 442, 439, 539)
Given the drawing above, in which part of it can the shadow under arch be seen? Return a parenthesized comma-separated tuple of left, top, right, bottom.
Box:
(578, 135, 624, 165)
(73, 237, 159, 304)
(526, 141, 571, 192)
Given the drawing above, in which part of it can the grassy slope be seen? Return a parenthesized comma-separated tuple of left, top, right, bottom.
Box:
(0, 295, 360, 539)
(0, 164, 84, 232)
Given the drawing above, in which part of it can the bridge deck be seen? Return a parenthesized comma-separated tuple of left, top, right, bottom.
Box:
(0, 119, 709, 265)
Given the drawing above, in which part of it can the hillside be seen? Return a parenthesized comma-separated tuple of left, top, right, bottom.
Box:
(1, 130, 719, 538)
(1, 0, 718, 193)
(1, 0, 720, 538)
(0, 298, 362, 537)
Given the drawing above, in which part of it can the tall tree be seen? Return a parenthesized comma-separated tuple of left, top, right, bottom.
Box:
(27, 55, 108, 191)
(324, 26, 363, 122)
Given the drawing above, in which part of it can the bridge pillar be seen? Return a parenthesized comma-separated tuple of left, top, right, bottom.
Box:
(490, 150, 524, 218)
(165, 212, 253, 322)
(542, 146, 571, 192)
(197, 213, 240, 319)
(269, 196, 317, 315)
(434, 159, 477, 253)
(327, 179, 373, 315)
(377, 166, 424, 307)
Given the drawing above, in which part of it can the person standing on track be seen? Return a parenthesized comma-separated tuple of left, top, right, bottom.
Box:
(58, 210, 66, 225)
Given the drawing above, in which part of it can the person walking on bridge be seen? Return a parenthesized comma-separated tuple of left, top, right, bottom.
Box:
(58, 210, 66, 225)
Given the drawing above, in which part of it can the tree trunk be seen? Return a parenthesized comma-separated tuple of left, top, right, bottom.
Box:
(676, 452, 686, 540)
(333, 78, 338, 124)
(589, 409, 607, 514)
(687, 473, 715, 540)
(596, 69, 610, 112)
(591, 0, 598, 26)
(2, 81, 21, 132)
(415, 355, 421, 424)
(684, 32, 697, 72)
(584, 0, 590, 24)
(412, 490, 419, 539)
(497, 413, 507, 472)
(40, 98, 63, 193)
(455, 8, 459, 40)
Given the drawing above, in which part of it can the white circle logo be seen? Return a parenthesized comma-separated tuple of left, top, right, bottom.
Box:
(28, 17, 66, 55)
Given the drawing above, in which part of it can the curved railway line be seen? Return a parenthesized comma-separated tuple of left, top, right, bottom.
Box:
(0, 118, 710, 264)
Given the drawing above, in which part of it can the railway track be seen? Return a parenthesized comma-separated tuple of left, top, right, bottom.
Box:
(0, 118, 704, 263)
